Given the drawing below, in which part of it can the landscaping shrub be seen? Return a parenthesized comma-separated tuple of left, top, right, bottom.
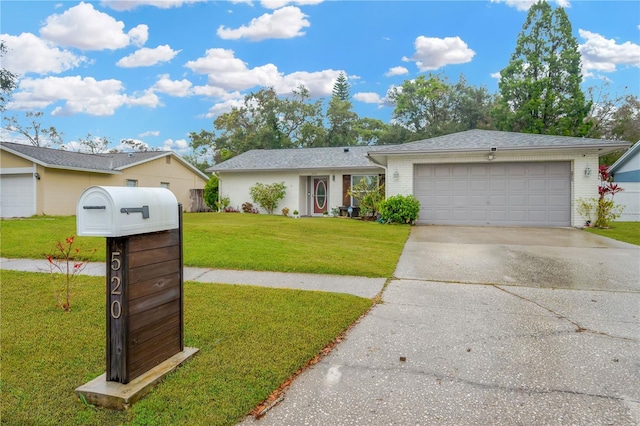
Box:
(203, 175, 219, 210)
(249, 182, 287, 214)
(379, 195, 420, 224)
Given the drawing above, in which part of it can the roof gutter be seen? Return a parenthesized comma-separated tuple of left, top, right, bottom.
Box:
(367, 143, 631, 156)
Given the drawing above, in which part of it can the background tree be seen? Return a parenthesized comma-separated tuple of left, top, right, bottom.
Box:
(494, 1, 591, 136)
(76, 133, 112, 153)
(3, 111, 64, 147)
(0, 41, 17, 112)
(332, 72, 351, 101)
(326, 95, 358, 146)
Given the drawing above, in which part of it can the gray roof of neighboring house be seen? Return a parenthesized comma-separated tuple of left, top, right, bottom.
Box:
(1, 141, 209, 179)
(367, 129, 631, 155)
(207, 145, 383, 172)
(609, 141, 640, 173)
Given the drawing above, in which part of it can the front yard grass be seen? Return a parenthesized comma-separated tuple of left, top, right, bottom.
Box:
(584, 222, 640, 246)
(1, 270, 373, 426)
(0, 213, 409, 277)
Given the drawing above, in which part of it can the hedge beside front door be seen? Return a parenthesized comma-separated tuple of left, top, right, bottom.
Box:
(414, 162, 571, 227)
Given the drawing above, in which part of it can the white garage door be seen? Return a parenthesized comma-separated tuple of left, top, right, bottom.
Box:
(0, 174, 36, 218)
(414, 162, 571, 227)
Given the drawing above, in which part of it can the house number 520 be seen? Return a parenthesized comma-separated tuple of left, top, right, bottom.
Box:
(110, 251, 122, 319)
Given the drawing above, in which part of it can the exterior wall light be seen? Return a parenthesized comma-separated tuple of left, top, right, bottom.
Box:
(393, 170, 400, 179)
(34, 172, 41, 180)
(487, 154, 495, 161)
(584, 166, 591, 177)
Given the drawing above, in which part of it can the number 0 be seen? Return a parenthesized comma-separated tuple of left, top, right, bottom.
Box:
(111, 300, 122, 319)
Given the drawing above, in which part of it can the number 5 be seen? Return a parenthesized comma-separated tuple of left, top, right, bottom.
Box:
(111, 251, 121, 271)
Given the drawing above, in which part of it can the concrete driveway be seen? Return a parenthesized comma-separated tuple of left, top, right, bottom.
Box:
(242, 226, 640, 425)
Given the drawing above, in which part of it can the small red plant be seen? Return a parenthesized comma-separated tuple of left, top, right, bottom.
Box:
(46, 236, 94, 312)
(594, 165, 624, 228)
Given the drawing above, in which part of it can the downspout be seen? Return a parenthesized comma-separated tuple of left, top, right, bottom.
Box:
(366, 154, 389, 198)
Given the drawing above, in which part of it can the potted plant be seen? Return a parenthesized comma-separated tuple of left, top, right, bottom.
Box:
(293, 209, 299, 219)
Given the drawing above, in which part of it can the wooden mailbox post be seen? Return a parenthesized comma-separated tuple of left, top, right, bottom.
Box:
(75, 186, 197, 408)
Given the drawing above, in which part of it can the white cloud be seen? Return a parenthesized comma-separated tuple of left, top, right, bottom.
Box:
(385, 66, 409, 77)
(117, 45, 181, 68)
(217, 6, 310, 41)
(203, 98, 246, 118)
(353, 92, 382, 104)
(8, 75, 162, 116)
(274, 70, 340, 96)
(579, 29, 640, 75)
(126, 89, 162, 108)
(186, 48, 340, 98)
(260, 0, 323, 9)
(403, 35, 475, 72)
(163, 138, 190, 152)
(140, 130, 160, 137)
(152, 74, 193, 97)
(0, 33, 86, 75)
(40, 2, 148, 50)
(489, 0, 571, 11)
(102, 0, 208, 11)
(490, 71, 501, 79)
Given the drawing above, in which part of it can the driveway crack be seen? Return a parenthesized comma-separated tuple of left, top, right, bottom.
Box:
(493, 285, 637, 342)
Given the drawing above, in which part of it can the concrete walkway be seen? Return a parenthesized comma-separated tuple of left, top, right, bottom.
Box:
(0, 258, 386, 299)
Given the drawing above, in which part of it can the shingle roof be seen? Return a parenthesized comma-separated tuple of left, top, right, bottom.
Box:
(609, 141, 640, 173)
(207, 145, 382, 172)
(2, 141, 174, 174)
(368, 129, 630, 154)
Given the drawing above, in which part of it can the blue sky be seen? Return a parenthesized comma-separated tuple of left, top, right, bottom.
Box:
(1, 0, 639, 153)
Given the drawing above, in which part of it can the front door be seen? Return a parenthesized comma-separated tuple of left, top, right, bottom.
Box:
(313, 177, 328, 214)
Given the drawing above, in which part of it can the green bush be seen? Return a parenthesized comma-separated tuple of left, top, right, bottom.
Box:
(379, 194, 420, 224)
(249, 181, 287, 214)
(203, 175, 219, 210)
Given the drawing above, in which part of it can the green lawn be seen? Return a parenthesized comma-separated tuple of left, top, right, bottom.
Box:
(0, 213, 410, 277)
(584, 222, 640, 246)
(1, 270, 373, 426)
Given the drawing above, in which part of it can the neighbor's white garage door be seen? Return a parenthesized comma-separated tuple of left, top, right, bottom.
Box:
(414, 162, 571, 227)
(0, 174, 36, 218)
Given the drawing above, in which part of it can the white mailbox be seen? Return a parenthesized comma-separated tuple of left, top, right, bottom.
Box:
(77, 186, 179, 237)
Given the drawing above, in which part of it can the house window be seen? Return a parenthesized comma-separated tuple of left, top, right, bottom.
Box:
(125, 179, 138, 187)
(160, 182, 170, 189)
(350, 175, 378, 206)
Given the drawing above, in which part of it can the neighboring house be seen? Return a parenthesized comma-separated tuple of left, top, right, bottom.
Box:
(207, 145, 385, 216)
(0, 142, 209, 218)
(209, 130, 630, 228)
(608, 142, 640, 222)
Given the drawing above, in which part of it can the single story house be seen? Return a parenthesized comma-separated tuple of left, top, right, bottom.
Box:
(0, 141, 209, 218)
(608, 141, 640, 221)
(209, 130, 630, 228)
(208, 145, 384, 216)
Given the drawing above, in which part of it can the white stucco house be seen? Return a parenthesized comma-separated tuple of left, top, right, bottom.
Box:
(208, 130, 630, 227)
(608, 142, 640, 221)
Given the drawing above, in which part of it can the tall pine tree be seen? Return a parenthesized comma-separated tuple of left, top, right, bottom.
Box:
(494, 1, 591, 136)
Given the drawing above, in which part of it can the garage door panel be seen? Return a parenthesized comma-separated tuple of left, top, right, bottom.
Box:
(489, 180, 507, 191)
(509, 179, 526, 191)
(415, 162, 570, 227)
(451, 180, 469, 191)
(529, 180, 547, 191)
(470, 180, 487, 190)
